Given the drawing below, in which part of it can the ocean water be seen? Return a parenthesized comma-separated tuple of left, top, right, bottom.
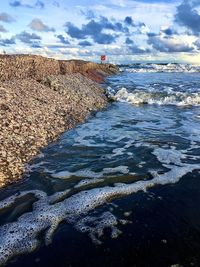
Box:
(0, 63, 200, 267)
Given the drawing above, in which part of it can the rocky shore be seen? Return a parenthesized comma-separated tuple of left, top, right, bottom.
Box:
(0, 55, 118, 188)
(0, 55, 118, 83)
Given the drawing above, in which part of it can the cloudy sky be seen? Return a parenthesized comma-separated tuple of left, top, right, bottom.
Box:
(0, 0, 200, 63)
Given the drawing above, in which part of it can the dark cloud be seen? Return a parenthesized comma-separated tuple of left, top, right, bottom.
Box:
(114, 22, 124, 32)
(147, 32, 157, 37)
(125, 37, 134, 44)
(29, 19, 55, 32)
(65, 21, 117, 44)
(138, 22, 146, 28)
(125, 37, 150, 54)
(128, 45, 150, 54)
(148, 27, 177, 38)
(96, 16, 128, 32)
(81, 10, 96, 20)
(147, 28, 194, 52)
(32, 0, 44, 8)
(65, 23, 85, 39)
(147, 34, 194, 52)
(94, 33, 116, 44)
(193, 0, 200, 6)
(194, 38, 200, 49)
(56, 34, 70, 45)
(65, 16, 130, 45)
(124, 16, 145, 29)
(9, 0, 21, 7)
(175, 0, 200, 35)
(0, 12, 15, 23)
(30, 42, 42, 48)
(124, 16, 134, 26)
(161, 27, 177, 36)
(78, 40, 92, 46)
(10, 0, 44, 9)
(0, 37, 15, 46)
(16, 31, 41, 44)
(0, 25, 8, 33)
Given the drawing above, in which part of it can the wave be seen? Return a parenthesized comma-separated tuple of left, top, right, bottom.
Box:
(111, 88, 200, 106)
(120, 63, 200, 73)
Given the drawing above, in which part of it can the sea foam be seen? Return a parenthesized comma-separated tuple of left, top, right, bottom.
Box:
(0, 161, 199, 265)
(52, 165, 130, 179)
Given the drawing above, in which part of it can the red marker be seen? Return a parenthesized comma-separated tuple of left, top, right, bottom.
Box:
(101, 55, 106, 63)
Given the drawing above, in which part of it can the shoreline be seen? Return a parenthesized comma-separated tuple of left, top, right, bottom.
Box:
(0, 55, 119, 188)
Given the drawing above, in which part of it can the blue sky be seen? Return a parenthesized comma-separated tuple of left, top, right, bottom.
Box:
(0, 0, 200, 63)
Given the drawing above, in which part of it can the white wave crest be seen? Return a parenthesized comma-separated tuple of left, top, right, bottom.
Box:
(123, 63, 200, 73)
(112, 88, 200, 106)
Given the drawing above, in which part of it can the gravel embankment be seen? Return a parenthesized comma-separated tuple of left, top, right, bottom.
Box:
(0, 74, 108, 187)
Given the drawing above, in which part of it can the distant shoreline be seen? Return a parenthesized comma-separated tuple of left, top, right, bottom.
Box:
(0, 55, 119, 188)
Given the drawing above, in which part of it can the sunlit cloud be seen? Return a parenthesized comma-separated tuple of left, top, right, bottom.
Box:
(0, 0, 199, 63)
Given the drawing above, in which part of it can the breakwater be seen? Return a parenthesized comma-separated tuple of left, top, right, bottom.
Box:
(0, 55, 118, 187)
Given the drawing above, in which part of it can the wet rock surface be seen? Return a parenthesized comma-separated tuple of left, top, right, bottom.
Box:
(0, 69, 109, 188)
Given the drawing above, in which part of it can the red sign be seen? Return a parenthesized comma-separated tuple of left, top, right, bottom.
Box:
(101, 55, 106, 61)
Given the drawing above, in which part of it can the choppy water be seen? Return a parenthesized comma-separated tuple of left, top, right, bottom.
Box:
(1, 64, 200, 267)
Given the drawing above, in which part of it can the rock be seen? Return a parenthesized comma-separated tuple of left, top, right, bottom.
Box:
(0, 55, 118, 188)
(0, 73, 108, 188)
(0, 55, 60, 82)
(0, 55, 119, 83)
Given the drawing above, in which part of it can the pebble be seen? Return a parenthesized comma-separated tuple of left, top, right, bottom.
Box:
(0, 61, 118, 188)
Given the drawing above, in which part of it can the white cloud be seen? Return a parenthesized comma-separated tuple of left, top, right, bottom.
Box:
(29, 18, 54, 32)
(1, 0, 199, 63)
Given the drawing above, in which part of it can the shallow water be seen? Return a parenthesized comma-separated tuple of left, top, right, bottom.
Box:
(0, 64, 200, 267)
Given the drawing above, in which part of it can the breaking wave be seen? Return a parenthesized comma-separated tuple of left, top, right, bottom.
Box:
(120, 63, 200, 73)
(111, 88, 200, 106)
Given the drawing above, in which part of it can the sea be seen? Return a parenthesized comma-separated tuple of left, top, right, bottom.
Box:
(0, 63, 200, 267)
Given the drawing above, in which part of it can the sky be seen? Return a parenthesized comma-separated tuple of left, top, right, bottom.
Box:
(0, 0, 200, 63)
